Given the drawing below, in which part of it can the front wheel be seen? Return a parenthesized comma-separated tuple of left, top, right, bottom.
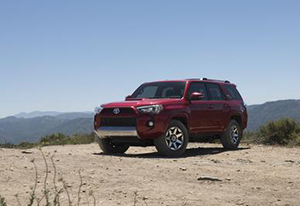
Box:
(97, 138, 129, 154)
(221, 120, 242, 150)
(154, 120, 189, 157)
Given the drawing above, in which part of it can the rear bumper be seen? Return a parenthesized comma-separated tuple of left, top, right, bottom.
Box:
(95, 126, 139, 139)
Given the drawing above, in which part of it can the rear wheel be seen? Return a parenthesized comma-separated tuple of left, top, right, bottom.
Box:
(221, 120, 242, 150)
(97, 138, 129, 154)
(154, 120, 189, 157)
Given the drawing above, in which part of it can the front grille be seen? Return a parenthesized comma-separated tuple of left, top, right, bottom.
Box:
(101, 108, 135, 115)
(100, 117, 136, 127)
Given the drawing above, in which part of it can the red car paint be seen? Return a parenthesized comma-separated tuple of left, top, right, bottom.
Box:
(94, 79, 247, 141)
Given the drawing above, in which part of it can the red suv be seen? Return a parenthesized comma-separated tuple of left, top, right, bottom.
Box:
(94, 78, 247, 157)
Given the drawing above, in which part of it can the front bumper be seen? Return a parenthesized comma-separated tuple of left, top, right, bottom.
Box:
(95, 126, 139, 139)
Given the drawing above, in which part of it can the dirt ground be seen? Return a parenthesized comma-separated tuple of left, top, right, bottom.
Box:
(0, 143, 300, 206)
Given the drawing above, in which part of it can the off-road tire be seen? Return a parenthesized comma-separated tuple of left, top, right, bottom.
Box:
(221, 120, 242, 150)
(154, 120, 189, 157)
(97, 138, 129, 154)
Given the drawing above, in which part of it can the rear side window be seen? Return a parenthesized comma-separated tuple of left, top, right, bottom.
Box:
(187, 82, 208, 100)
(206, 83, 225, 101)
(224, 85, 242, 100)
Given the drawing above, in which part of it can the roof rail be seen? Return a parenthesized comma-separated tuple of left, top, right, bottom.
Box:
(186, 78, 201, 80)
(201, 78, 230, 83)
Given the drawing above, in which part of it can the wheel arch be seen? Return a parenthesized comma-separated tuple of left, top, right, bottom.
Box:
(170, 114, 189, 132)
(230, 114, 242, 127)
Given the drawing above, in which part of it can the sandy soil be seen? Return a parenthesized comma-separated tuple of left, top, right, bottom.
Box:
(0, 143, 300, 206)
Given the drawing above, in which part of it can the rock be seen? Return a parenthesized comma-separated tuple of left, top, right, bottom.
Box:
(180, 167, 187, 171)
(236, 159, 253, 164)
(197, 177, 222, 182)
(21, 151, 32, 154)
(211, 159, 221, 164)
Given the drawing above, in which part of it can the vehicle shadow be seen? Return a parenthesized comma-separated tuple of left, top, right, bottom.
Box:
(92, 146, 250, 159)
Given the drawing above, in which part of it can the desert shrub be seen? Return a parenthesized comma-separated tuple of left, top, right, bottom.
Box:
(242, 131, 261, 144)
(0, 133, 95, 149)
(67, 133, 95, 145)
(40, 133, 69, 145)
(39, 133, 95, 146)
(17, 142, 38, 149)
(0, 143, 15, 149)
(0, 196, 7, 206)
(288, 132, 300, 146)
(258, 118, 300, 145)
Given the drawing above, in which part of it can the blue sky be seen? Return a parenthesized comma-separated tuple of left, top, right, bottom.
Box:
(0, 0, 300, 118)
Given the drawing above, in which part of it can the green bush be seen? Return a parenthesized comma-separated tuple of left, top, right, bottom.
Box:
(242, 131, 260, 143)
(288, 132, 300, 146)
(0, 196, 7, 206)
(39, 133, 95, 146)
(40, 133, 69, 146)
(258, 118, 300, 145)
(0, 133, 95, 149)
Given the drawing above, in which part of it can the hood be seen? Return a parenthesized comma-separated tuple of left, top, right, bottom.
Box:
(101, 98, 184, 108)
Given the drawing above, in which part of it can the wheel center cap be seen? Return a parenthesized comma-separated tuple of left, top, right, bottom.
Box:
(171, 135, 177, 142)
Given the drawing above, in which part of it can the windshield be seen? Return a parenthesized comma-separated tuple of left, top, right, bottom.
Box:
(131, 82, 186, 99)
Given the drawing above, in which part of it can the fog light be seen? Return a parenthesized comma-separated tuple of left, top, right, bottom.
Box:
(148, 121, 154, 127)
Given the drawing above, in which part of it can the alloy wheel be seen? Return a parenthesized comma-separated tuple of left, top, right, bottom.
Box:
(165, 127, 184, 151)
(230, 125, 239, 144)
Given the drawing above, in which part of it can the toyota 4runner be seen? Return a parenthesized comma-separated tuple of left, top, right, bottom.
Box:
(94, 78, 247, 157)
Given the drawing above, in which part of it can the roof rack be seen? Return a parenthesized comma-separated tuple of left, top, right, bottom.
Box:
(186, 78, 201, 80)
(201, 78, 230, 83)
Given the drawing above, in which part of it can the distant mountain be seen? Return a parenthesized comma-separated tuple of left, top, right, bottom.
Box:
(0, 112, 94, 144)
(55, 112, 93, 120)
(13, 111, 93, 119)
(247, 99, 300, 131)
(14, 111, 63, 118)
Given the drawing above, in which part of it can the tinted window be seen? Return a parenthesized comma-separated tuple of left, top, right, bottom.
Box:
(187, 82, 208, 100)
(206, 83, 225, 101)
(135, 86, 158, 98)
(131, 82, 186, 99)
(224, 85, 242, 100)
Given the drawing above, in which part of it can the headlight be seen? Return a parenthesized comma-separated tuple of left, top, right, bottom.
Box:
(94, 106, 103, 114)
(137, 105, 163, 114)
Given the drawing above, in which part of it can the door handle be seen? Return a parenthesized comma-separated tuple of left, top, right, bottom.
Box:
(224, 104, 230, 108)
(207, 104, 214, 109)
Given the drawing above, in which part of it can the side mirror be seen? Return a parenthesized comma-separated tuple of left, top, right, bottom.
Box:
(189, 92, 204, 101)
(125, 95, 132, 100)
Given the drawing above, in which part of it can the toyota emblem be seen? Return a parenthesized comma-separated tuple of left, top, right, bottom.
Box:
(113, 108, 120, 115)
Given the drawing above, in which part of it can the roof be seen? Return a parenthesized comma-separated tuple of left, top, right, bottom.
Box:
(146, 78, 233, 85)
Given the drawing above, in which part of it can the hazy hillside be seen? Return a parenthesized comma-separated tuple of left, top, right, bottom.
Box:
(14, 111, 93, 119)
(55, 112, 93, 120)
(247, 99, 300, 131)
(14, 111, 63, 118)
(0, 113, 93, 144)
